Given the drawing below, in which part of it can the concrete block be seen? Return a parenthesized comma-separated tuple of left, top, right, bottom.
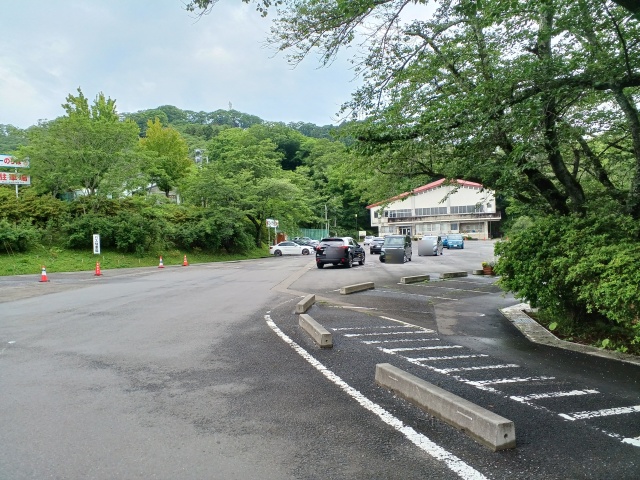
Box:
(295, 294, 316, 314)
(401, 275, 431, 284)
(441, 271, 468, 279)
(375, 363, 516, 451)
(299, 314, 333, 348)
(339, 282, 375, 295)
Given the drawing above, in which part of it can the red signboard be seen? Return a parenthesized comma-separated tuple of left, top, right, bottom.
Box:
(1, 155, 29, 168)
(0, 172, 30, 185)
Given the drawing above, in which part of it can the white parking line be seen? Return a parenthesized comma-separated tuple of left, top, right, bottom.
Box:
(362, 338, 441, 344)
(381, 345, 464, 354)
(511, 389, 600, 403)
(345, 331, 435, 338)
(622, 436, 640, 447)
(265, 315, 488, 480)
(463, 376, 556, 391)
(435, 364, 520, 374)
(410, 354, 490, 362)
(559, 405, 640, 421)
(332, 325, 430, 332)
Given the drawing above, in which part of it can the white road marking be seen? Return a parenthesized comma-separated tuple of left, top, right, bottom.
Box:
(411, 354, 490, 362)
(435, 364, 520, 374)
(345, 331, 434, 338)
(622, 436, 640, 447)
(381, 345, 464, 354)
(559, 405, 640, 421)
(511, 390, 600, 403)
(463, 376, 555, 391)
(332, 325, 431, 332)
(265, 315, 488, 480)
(362, 338, 441, 345)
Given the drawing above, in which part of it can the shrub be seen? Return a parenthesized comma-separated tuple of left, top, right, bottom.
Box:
(0, 219, 41, 252)
(64, 213, 116, 249)
(495, 212, 640, 351)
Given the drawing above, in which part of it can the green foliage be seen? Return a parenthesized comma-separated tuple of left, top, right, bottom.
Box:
(139, 118, 193, 196)
(495, 211, 640, 352)
(21, 89, 140, 196)
(64, 213, 116, 249)
(0, 124, 28, 153)
(0, 219, 40, 252)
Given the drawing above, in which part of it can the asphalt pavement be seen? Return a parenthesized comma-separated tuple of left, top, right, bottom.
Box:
(0, 241, 638, 479)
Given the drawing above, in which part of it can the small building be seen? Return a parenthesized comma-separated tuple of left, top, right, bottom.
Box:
(366, 179, 501, 239)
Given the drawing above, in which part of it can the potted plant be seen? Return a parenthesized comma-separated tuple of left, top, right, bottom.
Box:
(482, 261, 495, 275)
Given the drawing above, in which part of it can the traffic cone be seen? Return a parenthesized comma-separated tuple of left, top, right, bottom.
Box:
(39, 265, 49, 282)
(158, 256, 164, 268)
(182, 255, 188, 266)
(95, 262, 102, 276)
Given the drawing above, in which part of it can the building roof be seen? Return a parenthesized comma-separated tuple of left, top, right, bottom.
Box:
(366, 178, 483, 209)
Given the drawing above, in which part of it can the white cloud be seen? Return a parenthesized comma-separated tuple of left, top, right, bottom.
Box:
(0, 0, 360, 129)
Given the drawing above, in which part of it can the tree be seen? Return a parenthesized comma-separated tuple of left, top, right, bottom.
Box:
(21, 88, 140, 197)
(139, 118, 194, 197)
(0, 125, 28, 153)
(182, 127, 314, 246)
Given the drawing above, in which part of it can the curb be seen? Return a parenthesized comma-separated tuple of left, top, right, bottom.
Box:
(500, 303, 640, 367)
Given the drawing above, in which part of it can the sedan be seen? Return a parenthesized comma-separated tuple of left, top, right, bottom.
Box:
(269, 241, 312, 256)
(369, 237, 384, 254)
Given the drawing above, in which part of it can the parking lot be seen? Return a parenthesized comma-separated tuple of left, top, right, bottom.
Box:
(267, 239, 640, 478)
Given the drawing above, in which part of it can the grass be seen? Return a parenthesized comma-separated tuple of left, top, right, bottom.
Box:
(0, 245, 271, 276)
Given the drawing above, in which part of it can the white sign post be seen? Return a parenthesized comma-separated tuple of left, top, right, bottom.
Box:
(93, 234, 101, 255)
(266, 219, 279, 244)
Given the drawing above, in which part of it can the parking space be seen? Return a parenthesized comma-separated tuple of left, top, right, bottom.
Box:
(271, 298, 640, 450)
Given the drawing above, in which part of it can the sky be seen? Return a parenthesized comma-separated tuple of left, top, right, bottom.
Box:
(1, 0, 361, 129)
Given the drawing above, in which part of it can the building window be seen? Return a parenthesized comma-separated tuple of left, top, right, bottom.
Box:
(415, 207, 447, 216)
(383, 209, 411, 218)
(450, 204, 485, 214)
(461, 223, 484, 233)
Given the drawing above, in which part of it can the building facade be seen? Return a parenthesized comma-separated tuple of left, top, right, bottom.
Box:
(367, 179, 501, 239)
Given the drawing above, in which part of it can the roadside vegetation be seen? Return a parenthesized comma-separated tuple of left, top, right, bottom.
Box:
(2, 0, 639, 355)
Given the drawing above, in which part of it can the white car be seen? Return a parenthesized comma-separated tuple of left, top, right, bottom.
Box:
(269, 241, 312, 256)
(363, 235, 375, 245)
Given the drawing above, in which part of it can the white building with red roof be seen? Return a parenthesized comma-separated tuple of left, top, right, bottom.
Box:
(366, 179, 501, 239)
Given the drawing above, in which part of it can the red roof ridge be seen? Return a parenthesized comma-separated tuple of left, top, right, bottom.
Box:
(366, 178, 483, 209)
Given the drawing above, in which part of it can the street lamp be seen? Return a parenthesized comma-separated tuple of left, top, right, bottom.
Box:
(355, 213, 358, 235)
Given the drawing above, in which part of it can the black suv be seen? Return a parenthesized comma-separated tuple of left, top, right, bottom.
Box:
(315, 237, 366, 269)
(379, 235, 412, 263)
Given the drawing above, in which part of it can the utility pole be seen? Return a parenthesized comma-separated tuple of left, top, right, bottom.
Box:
(325, 204, 329, 237)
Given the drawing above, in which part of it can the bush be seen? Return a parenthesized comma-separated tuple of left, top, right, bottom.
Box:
(64, 213, 116, 249)
(0, 219, 41, 252)
(495, 212, 640, 352)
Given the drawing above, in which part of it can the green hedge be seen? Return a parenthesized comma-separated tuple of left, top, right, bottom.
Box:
(495, 212, 640, 353)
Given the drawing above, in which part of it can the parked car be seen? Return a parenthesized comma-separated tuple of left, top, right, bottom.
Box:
(270, 241, 312, 256)
(442, 235, 448, 248)
(369, 237, 385, 254)
(446, 234, 464, 249)
(379, 235, 412, 263)
(315, 237, 365, 268)
(293, 237, 318, 247)
(418, 235, 444, 256)
(363, 235, 375, 245)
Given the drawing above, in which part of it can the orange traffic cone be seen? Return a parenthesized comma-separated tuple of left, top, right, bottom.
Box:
(39, 265, 49, 282)
(182, 255, 189, 266)
(95, 262, 102, 276)
(158, 256, 164, 268)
